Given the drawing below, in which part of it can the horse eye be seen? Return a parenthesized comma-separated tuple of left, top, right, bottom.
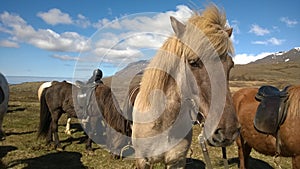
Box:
(189, 59, 203, 68)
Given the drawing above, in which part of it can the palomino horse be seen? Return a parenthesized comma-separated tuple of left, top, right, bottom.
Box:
(132, 5, 240, 168)
(233, 86, 300, 169)
(38, 81, 131, 157)
(0, 72, 9, 140)
(38, 81, 72, 135)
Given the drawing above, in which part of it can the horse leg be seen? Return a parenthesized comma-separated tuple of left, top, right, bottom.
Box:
(165, 158, 186, 169)
(135, 158, 151, 169)
(237, 135, 252, 169)
(51, 111, 62, 150)
(85, 137, 93, 151)
(292, 156, 300, 169)
(0, 114, 6, 141)
(85, 117, 95, 152)
(64, 117, 72, 135)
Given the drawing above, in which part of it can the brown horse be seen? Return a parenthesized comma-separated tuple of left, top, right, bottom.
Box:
(233, 85, 300, 169)
(132, 4, 240, 168)
(38, 81, 131, 157)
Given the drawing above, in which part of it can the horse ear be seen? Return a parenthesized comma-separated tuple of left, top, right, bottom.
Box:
(226, 27, 233, 37)
(170, 16, 186, 38)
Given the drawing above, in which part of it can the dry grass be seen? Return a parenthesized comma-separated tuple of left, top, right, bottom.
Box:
(0, 70, 294, 168)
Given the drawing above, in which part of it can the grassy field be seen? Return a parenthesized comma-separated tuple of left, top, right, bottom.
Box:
(0, 76, 294, 168)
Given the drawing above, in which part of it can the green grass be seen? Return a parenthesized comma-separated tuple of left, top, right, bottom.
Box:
(0, 81, 292, 169)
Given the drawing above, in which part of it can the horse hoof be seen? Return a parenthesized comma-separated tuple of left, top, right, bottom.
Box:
(56, 147, 64, 151)
(65, 130, 72, 135)
(110, 154, 121, 160)
(86, 150, 95, 156)
(0, 136, 5, 141)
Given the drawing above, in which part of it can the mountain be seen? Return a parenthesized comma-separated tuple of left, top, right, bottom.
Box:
(249, 47, 300, 64)
(115, 60, 149, 77)
(230, 47, 300, 86)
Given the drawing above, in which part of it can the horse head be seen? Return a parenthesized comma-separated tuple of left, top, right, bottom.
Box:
(170, 5, 240, 147)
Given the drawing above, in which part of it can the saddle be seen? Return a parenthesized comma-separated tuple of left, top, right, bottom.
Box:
(75, 81, 98, 119)
(254, 85, 289, 134)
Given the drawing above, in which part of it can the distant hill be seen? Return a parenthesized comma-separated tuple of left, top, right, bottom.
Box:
(248, 47, 300, 64)
(230, 47, 300, 86)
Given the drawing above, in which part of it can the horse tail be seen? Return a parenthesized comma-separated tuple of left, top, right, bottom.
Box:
(37, 88, 52, 138)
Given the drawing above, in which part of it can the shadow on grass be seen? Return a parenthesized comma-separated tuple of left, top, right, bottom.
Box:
(6, 130, 36, 136)
(7, 104, 26, 113)
(7, 151, 87, 169)
(228, 157, 274, 169)
(186, 158, 205, 169)
(0, 145, 18, 168)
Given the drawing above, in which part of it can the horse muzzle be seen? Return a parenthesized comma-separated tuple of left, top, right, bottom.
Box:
(206, 126, 240, 147)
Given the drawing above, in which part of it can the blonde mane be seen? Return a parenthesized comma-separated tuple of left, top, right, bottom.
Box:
(137, 4, 233, 111)
(287, 85, 300, 117)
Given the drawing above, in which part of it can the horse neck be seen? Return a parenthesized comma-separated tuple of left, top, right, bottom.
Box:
(96, 86, 129, 134)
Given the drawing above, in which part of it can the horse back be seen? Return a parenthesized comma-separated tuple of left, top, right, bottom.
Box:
(44, 81, 76, 116)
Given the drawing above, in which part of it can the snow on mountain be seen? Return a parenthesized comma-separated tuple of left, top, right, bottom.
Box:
(248, 47, 300, 65)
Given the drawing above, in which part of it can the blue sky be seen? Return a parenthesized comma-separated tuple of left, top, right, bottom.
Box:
(0, 0, 299, 79)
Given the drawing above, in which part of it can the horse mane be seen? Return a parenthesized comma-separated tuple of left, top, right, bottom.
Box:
(137, 4, 233, 111)
(287, 85, 300, 117)
(95, 84, 131, 136)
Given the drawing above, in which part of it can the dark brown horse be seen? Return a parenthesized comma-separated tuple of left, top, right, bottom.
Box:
(233, 85, 300, 169)
(38, 81, 131, 157)
(38, 81, 79, 149)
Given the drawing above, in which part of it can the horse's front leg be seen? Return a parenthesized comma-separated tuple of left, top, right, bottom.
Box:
(84, 117, 94, 152)
(85, 136, 93, 151)
(292, 155, 300, 169)
(236, 134, 252, 169)
(135, 158, 152, 169)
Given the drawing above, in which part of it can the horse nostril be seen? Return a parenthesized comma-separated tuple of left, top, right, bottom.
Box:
(212, 128, 225, 143)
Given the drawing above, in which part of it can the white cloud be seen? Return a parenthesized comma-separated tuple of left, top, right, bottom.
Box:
(0, 11, 90, 52)
(267, 37, 284, 45)
(82, 5, 193, 64)
(252, 37, 284, 46)
(107, 8, 113, 16)
(52, 54, 78, 61)
(75, 14, 91, 28)
(124, 33, 167, 48)
(0, 39, 19, 48)
(249, 24, 270, 36)
(37, 8, 73, 25)
(227, 20, 240, 44)
(233, 52, 273, 64)
(92, 5, 192, 33)
(280, 17, 298, 27)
